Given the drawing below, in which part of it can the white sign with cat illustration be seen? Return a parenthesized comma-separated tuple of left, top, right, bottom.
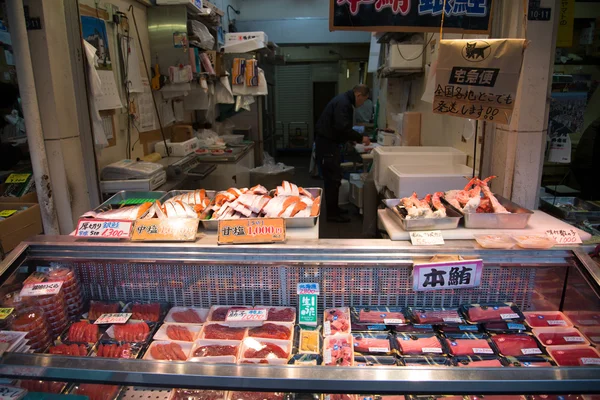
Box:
(433, 39, 527, 125)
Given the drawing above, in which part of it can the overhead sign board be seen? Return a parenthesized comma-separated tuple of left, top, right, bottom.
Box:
(331, 0, 493, 34)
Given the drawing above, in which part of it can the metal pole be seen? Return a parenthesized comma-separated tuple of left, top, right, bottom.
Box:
(6, 0, 60, 235)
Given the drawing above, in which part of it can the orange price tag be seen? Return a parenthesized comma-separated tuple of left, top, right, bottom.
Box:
(218, 218, 286, 245)
(131, 219, 199, 241)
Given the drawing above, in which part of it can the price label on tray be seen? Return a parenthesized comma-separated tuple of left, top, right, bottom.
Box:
(94, 313, 132, 325)
(545, 229, 582, 245)
(473, 348, 494, 354)
(20, 281, 63, 297)
(521, 348, 543, 355)
(368, 347, 389, 353)
(580, 357, 600, 365)
(383, 318, 404, 325)
(218, 218, 285, 245)
(0, 308, 14, 320)
(0, 385, 25, 400)
(5, 173, 31, 184)
(547, 319, 567, 326)
(501, 313, 520, 320)
(225, 308, 267, 327)
(422, 347, 443, 353)
(443, 317, 463, 323)
(76, 219, 133, 239)
(564, 336, 585, 343)
(409, 231, 444, 246)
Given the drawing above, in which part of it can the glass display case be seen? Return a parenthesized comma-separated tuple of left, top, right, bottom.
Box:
(0, 236, 599, 399)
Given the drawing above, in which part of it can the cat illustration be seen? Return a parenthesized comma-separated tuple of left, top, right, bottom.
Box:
(465, 42, 491, 60)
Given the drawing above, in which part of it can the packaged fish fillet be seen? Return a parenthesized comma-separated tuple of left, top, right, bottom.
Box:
(452, 355, 506, 367)
(460, 303, 525, 324)
(350, 306, 407, 325)
(323, 307, 351, 336)
(532, 327, 589, 347)
(394, 333, 446, 356)
(504, 355, 556, 367)
(524, 311, 573, 328)
(323, 333, 354, 366)
(400, 356, 451, 367)
(354, 355, 399, 366)
(407, 308, 464, 325)
(352, 332, 394, 355)
(489, 333, 544, 357)
(444, 333, 496, 357)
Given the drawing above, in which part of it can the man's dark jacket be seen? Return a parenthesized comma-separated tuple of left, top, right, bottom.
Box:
(315, 90, 363, 145)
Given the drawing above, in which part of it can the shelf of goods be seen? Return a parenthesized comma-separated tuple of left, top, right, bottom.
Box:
(0, 236, 600, 398)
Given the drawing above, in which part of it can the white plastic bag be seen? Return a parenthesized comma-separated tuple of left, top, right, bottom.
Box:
(215, 75, 234, 104)
(188, 20, 214, 50)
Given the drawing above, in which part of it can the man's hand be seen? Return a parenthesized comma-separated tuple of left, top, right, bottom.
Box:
(362, 136, 371, 146)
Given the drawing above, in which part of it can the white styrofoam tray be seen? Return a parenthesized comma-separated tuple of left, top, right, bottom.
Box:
(385, 163, 474, 199)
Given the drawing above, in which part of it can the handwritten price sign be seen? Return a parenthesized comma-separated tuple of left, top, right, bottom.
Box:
(132, 219, 199, 241)
(546, 229, 582, 245)
(410, 230, 445, 246)
(218, 218, 285, 245)
(94, 313, 132, 325)
(0, 385, 25, 400)
(20, 281, 63, 297)
(76, 219, 133, 239)
(5, 173, 31, 184)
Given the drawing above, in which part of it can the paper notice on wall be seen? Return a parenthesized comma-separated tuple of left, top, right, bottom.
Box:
(121, 36, 144, 93)
(160, 98, 176, 127)
(96, 70, 123, 111)
(433, 39, 526, 125)
(548, 133, 572, 163)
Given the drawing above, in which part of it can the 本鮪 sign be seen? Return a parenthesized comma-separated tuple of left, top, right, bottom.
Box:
(330, 0, 493, 34)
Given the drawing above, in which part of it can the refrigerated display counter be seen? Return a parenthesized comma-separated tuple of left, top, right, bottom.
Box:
(0, 235, 599, 398)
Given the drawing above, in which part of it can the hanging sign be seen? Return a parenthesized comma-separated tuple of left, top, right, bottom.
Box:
(433, 39, 526, 125)
(331, 0, 493, 34)
(131, 219, 199, 241)
(76, 219, 133, 239)
(556, 0, 575, 47)
(298, 283, 319, 326)
(413, 259, 483, 291)
(218, 218, 285, 245)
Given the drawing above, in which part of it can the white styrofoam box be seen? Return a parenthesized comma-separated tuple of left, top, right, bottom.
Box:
(156, 0, 202, 12)
(349, 179, 364, 209)
(154, 138, 199, 157)
(387, 44, 424, 70)
(385, 164, 475, 199)
(373, 146, 467, 188)
(225, 32, 268, 44)
(377, 132, 397, 146)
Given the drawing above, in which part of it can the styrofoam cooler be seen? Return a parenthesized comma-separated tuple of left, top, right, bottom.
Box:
(372, 146, 467, 188)
(385, 164, 475, 199)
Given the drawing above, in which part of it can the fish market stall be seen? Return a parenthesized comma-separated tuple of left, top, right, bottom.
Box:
(0, 236, 599, 399)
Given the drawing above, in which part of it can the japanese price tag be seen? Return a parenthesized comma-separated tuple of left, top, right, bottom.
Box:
(225, 308, 267, 327)
(413, 259, 484, 291)
(545, 229, 582, 245)
(297, 283, 320, 295)
(131, 219, 199, 241)
(410, 231, 445, 246)
(94, 313, 132, 325)
(298, 283, 318, 326)
(0, 308, 14, 320)
(218, 218, 285, 245)
(0, 385, 25, 400)
(5, 173, 31, 184)
(76, 219, 133, 239)
(20, 281, 63, 297)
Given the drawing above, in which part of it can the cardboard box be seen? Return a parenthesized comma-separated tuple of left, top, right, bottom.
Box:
(0, 184, 37, 203)
(403, 112, 421, 146)
(0, 202, 43, 253)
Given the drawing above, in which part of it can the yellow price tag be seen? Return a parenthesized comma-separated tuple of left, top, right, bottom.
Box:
(5, 173, 31, 184)
(0, 210, 17, 217)
(0, 308, 14, 320)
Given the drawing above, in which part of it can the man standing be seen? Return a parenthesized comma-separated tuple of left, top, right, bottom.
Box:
(315, 84, 370, 223)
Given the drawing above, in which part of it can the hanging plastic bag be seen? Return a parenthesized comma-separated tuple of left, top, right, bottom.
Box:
(215, 75, 235, 104)
(188, 20, 214, 50)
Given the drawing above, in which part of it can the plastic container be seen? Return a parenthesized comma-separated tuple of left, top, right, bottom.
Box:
(351, 306, 406, 324)
(87, 301, 122, 321)
(93, 342, 142, 359)
(323, 333, 354, 366)
(524, 311, 573, 328)
(240, 337, 291, 362)
(143, 340, 192, 361)
(372, 146, 467, 188)
(385, 164, 474, 199)
(298, 328, 320, 354)
(533, 327, 590, 347)
(504, 355, 555, 367)
(164, 307, 209, 324)
(207, 305, 253, 322)
(395, 333, 445, 355)
(154, 323, 202, 342)
(11, 306, 52, 352)
(564, 311, 600, 327)
(189, 339, 241, 363)
(473, 234, 516, 249)
(323, 307, 351, 336)
(220, 134, 244, 145)
(512, 235, 556, 250)
(407, 308, 464, 325)
(401, 355, 451, 367)
(489, 333, 544, 357)
(352, 332, 394, 355)
(354, 355, 398, 366)
(249, 165, 295, 190)
(105, 320, 153, 343)
(452, 356, 505, 367)
(445, 333, 495, 357)
(461, 303, 525, 324)
(547, 345, 600, 366)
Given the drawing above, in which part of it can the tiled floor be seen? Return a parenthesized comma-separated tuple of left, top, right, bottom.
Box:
(275, 153, 367, 239)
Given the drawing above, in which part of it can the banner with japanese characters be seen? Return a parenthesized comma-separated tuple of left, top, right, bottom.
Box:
(433, 39, 526, 124)
(331, 0, 493, 34)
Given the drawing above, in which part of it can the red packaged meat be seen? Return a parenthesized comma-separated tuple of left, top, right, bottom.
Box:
(68, 321, 100, 343)
(548, 345, 600, 366)
(48, 343, 88, 356)
(242, 339, 289, 359)
(112, 321, 150, 342)
(208, 305, 252, 322)
(96, 343, 134, 358)
(88, 301, 121, 321)
(564, 311, 600, 327)
(128, 303, 162, 322)
(579, 326, 600, 346)
(11, 306, 52, 351)
(166, 325, 195, 342)
(193, 344, 239, 357)
(324, 307, 351, 336)
(20, 380, 66, 394)
(409, 308, 464, 324)
(533, 327, 589, 347)
(323, 333, 354, 366)
(265, 307, 296, 322)
(490, 333, 543, 356)
(172, 389, 227, 400)
(229, 392, 284, 400)
(445, 334, 495, 356)
(504, 356, 555, 367)
(148, 342, 189, 360)
(524, 311, 573, 328)
(74, 384, 120, 400)
(202, 323, 246, 340)
(396, 333, 444, 355)
(47, 266, 84, 319)
(248, 323, 292, 340)
(462, 303, 524, 323)
(352, 332, 392, 355)
(351, 306, 406, 324)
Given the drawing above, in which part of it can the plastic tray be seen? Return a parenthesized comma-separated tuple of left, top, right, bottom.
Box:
(473, 234, 516, 249)
(383, 199, 462, 231)
(95, 191, 166, 212)
(532, 327, 590, 347)
(512, 235, 556, 250)
(446, 195, 533, 229)
(524, 311, 574, 328)
(201, 188, 321, 230)
(539, 196, 600, 221)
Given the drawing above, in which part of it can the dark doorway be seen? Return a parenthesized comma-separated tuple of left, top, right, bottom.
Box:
(312, 82, 337, 144)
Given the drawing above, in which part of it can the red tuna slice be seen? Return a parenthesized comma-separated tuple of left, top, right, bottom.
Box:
(491, 334, 542, 356)
(397, 335, 443, 355)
